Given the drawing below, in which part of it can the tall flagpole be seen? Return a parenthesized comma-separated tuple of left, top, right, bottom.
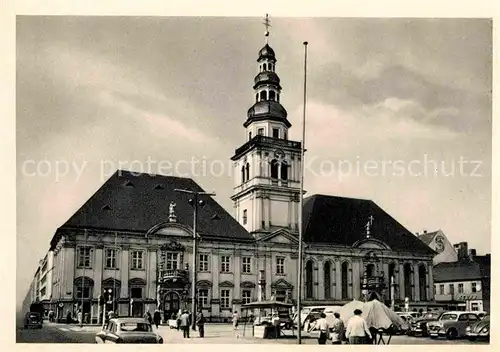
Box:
(297, 41, 308, 345)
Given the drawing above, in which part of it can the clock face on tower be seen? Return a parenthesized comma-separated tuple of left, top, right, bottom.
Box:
(435, 235, 445, 253)
(274, 148, 285, 159)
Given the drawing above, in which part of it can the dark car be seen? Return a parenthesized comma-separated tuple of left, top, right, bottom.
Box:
(408, 311, 444, 337)
(466, 314, 490, 341)
(24, 312, 43, 329)
(95, 317, 163, 344)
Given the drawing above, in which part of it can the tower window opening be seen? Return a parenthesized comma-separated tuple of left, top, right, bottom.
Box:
(257, 128, 264, 135)
(255, 93, 258, 102)
(269, 90, 276, 101)
(242, 209, 248, 225)
(260, 90, 267, 101)
(270, 159, 279, 179)
(263, 63, 267, 71)
(281, 162, 288, 181)
(272, 128, 279, 138)
(269, 63, 274, 71)
(277, 94, 280, 102)
(245, 163, 250, 181)
(284, 131, 288, 140)
(248, 132, 252, 140)
(241, 166, 246, 183)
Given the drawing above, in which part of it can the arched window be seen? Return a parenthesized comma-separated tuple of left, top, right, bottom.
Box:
(269, 90, 276, 101)
(241, 166, 245, 183)
(255, 93, 258, 102)
(341, 262, 349, 300)
(249, 132, 252, 141)
(284, 131, 287, 140)
(277, 93, 280, 102)
(419, 265, 427, 301)
(270, 159, 279, 179)
(263, 63, 267, 71)
(245, 163, 250, 181)
(305, 260, 314, 299)
(404, 263, 412, 300)
(260, 90, 267, 101)
(324, 261, 331, 299)
(280, 161, 288, 180)
(270, 63, 274, 71)
(366, 264, 375, 278)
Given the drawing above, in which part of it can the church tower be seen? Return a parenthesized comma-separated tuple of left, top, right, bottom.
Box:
(231, 15, 302, 238)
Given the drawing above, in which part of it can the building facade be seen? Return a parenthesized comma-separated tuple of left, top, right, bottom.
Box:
(418, 230, 458, 265)
(25, 22, 436, 323)
(433, 242, 490, 312)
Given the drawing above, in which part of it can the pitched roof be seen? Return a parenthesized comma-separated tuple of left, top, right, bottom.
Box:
(433, 260, 487, 282)
(417, 231, 439, 245)
(302, 194, 435, 255)
(58, 170, 252, 242)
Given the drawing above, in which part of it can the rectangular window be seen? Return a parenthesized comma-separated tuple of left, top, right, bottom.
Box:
(166, 252, 179, 270)
(130, 287, 143, 299)
(449, 284, 454, 295)
(471, 282, 477, 292)
(198, 289, 209, 308)
(284, 131, 288, 140)
(77, 246, 93, 268)
(199, 254, 209, 272)
(276, 257, 285, 275)
(471, 303, 479, 311)
(105, 248, 118, 269)
(242, 257, 252, 274)
(439, 284, 444, 295)
(272, 128, 279, 138)
(458, 283, 464, 293)
(131, 250, 144, 270)
(257, 128, 264, 135)
(220, 289, 230, 308)
(221, 256, 231, 273)
(242, 209, 248, 225)
(242, 290, 252, 305)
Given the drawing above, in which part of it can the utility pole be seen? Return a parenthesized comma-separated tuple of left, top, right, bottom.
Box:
(297, 40, 308, 345)
(174, 188, 216, 331)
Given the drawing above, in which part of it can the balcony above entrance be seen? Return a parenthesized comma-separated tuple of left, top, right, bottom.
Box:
(159, 269, 189, 283)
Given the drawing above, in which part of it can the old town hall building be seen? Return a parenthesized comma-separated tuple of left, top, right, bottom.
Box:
(29, 25, 435, 323)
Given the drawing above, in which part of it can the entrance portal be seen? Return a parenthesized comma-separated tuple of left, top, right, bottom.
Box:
(163, 291, 181, 322)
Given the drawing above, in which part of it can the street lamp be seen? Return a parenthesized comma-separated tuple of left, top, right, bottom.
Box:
(174, 188, 216, 331)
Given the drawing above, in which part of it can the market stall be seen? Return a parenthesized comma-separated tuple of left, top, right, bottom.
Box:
(241, 300, 294, 339)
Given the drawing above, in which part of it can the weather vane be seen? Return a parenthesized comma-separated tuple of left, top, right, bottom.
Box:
(263, 14, 271, 44)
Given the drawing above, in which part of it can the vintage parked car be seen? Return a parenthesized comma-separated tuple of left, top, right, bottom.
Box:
(466, 314, 490, 341)
(407, 311, 445, 337)
(24, 311, 43, 329)
(427, 312, 479, 340)
(95, 317, 164, 344)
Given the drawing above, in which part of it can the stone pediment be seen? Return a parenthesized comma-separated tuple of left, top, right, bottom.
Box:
(352, 238, 390, 250)
(271, 278, 293, 289)
(257, 228, 298, 244)
(219, 281, 234, 288)
(240, 281, 256, 288)
(146, 222, 193, 238)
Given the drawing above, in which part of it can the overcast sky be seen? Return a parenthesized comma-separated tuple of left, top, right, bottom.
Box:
(16, 16, 491, 306)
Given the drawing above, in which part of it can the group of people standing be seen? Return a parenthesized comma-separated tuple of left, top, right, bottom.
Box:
(314, 309, 374, 345)
(143, 308, 207, 338)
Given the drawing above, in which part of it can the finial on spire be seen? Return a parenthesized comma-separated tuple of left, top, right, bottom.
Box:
(365, 215, 374, 238)
(263, 14, 271, 44)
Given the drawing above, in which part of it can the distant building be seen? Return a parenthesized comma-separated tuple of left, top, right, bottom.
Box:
(418, 230, 458, 265)
(433, 242, 490, 312)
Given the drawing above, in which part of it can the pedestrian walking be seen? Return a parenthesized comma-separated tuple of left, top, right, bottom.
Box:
(48, 310, 54, 323)
(345, 309, 372, 344)
(153, 309, 161, 329)
(176, 309, 182, 331)
(315, 312, 330, 344)
(77, 309, 83, 325)
(66, 310, 72, 324)
(330, 312, 345, 344)
(143, 310, 153, 325)
(196, 308, 206, 338)
(179, 310, 191, 338)
(232, 311, 239, 330)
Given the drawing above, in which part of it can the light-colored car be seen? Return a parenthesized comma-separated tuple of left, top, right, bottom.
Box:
(466, 314, 490, 341)
(95, 317, 164, 344)
(427, 312, 479, 340)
